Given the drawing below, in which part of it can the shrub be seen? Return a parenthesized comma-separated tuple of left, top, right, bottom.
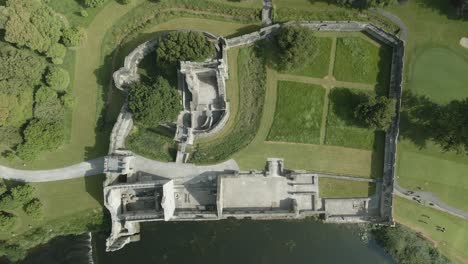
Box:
(83, 0, 106, 8)
(80, 9, 88, 17)
(46, 43, 67, 64)
(61, 26, 86, 47)
(45, 66, 70, 91)
(276, 25, 318, 71)
(16, 119, 65, 161)
(23, 199, 43, 219)
(354, 95, 396, 130)
(0, 212, 16, 231)
(156, 31, 215, 65)
(0, 195, 16, 210)
(128, 77, 182, 126)
(119, 0, 131, 4)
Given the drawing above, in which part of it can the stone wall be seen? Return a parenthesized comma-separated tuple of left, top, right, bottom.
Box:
(226, 24, 280, 48)
(108, 103, 134, 154)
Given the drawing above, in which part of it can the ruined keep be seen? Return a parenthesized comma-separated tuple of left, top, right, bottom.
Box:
(105, 20, 404, 252)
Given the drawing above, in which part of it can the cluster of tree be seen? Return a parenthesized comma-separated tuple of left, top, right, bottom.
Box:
(0, 0, 87, 64)
(0, 183, 43, 230)
(275, 25, 318, 71)
(373, 225, 450, 264)
(156, 31, 216, 65)
(83, 0, 107, 8)
(354, 95, 396, 131)
(0, 0, 78, 161)
(0, 45, 69, 161)
(331, 0, 397, 9)
(128, 77, 182, 127)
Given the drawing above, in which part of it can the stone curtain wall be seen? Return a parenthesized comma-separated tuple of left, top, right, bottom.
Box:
(109, 23, 404, 225)
(108, 103, 134, 154)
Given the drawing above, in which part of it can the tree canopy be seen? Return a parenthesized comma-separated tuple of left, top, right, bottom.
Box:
(0, 42, 46, 95)
(83, 0, 107, 8)
(33, 86, 65, 123)
(128, 77, 182, 127)
(276, 25, 318, 71)
(16, 119, 65, 161)
(354, 95, 396, 130)
(3, 0, 66, 54)
(156, 31, 215, 65)
(373, 225, 450, 264)
(61, 27, 86, 47)
(45, 66, 70, 91)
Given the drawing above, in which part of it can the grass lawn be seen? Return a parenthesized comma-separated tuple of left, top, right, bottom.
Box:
(334, 36, 392, 87)
(0, 175, 104, 239)
(397, 142, 468, 212)
(394, 196, 468, 264)
(281, 37, 332, 78)
(126, 127, 177, 162)
(319, 178, 375, 198)
(407, 47, 468, 104)
(325, 87, 384, 150)
(207, 0, 262, 8)
(267, 81, 325, 144)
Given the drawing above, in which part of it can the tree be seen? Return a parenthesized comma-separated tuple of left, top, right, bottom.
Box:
(354, 95, 396, 130)
(156, 31, 215, 65)
(0, 42, 46, 94)
(3, 0, 65, 53)
(0, 183, 6, 196)
(45, 66, 70, 91)
(33, 86, 65, 122)
(23, 199, 43, 219)
(46, 43, 67, 64)
(276, 25, 318, 71)
(0, 90, 34, 127)
(61, 26, 86, 47)
(128, 77, 182, 126)
(0, 126, 22, 148)
(16, 119, 65, 161)
(0, 212, 16, 231)
(83, 0, 107, 8)
(10, 185, 35, 205)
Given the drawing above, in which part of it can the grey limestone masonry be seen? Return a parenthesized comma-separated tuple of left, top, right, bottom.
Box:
(104, 21, 404, 251)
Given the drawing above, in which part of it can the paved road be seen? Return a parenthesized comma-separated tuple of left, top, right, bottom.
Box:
(0, 156, 239, 183)
(0, 157, 105, 182)
(394, 183, 468, 220)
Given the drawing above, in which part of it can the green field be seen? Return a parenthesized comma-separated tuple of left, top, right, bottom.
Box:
(268, 81, 325, 144)
(0, 176, 104, 239)
(395, 197, 468, 264)
(319, 178, 375, 198)
(282, 37, 332, 78)
(126, 127, 177, 162)
(334, 36, 392, 88)
(325, 87, 386, 153)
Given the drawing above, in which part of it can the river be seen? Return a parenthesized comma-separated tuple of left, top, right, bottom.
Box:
(12, 220, 395, 264)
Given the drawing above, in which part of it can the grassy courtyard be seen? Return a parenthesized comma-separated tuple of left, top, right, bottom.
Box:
(319, 178, 375, 198)
(267, 81, 325, 144)
(227, 32, 390, 181)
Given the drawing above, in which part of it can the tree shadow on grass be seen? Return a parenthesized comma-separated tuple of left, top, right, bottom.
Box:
(328, 88, 368, 127)
(413, 0, 468, 20)
(370, 131, 385, 179)
(375, 44, 393, 96)
(399, 90, 441, 148)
